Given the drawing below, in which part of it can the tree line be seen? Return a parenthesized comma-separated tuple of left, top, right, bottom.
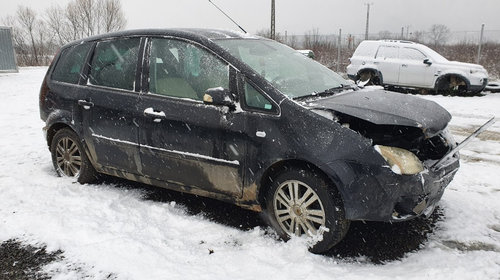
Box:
(2, 0, 126, 66)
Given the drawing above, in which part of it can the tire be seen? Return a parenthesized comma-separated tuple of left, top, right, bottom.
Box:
(50, 128, 98, 184)
(435, 75, 469, 96)
(263, 167, 350, 254)
(356, 71, 380, 87)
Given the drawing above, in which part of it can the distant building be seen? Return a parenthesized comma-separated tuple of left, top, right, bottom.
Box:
(0, 26, 18, 73)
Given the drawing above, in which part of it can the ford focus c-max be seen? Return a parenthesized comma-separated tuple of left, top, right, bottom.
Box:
(40, 29, 460, 253)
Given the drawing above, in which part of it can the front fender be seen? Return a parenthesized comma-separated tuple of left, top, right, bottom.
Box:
(434, 71, 470, 89)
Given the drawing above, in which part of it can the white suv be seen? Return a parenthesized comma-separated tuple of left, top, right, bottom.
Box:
(347, 40, 489, 95)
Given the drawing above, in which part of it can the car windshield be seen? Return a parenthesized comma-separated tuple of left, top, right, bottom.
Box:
(215, 38, 348, 99)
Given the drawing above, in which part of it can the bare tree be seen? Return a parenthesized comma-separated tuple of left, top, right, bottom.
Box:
(411, 30, 425, 43)
(17, 6, 39, 65)
(45, 5, 70, 46)
(428, 24, 450, 47)
(303, 28, 323, 50)
(46, 0, 126, 45)
(4, 0, 127, 66)
(102, 0, 127, 33)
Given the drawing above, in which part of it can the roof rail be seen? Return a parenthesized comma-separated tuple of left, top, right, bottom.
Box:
(378, 40, 415, 44)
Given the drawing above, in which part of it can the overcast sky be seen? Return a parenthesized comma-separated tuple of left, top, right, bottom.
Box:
(2, 0, 500, 35)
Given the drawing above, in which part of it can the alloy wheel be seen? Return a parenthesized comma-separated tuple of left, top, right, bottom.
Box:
(55, 136, 82, 177)
(273, 180, 326, 236)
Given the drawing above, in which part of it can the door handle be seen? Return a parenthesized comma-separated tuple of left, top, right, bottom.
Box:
(373, 61, 379, 65)
(401, 64, 408, 67)
(144, 107, 166, 121)
(78, 99, 94, 109)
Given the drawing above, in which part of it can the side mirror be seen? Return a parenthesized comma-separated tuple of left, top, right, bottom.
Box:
(423, 58, 432, 66)
(203, 87, 235, 109)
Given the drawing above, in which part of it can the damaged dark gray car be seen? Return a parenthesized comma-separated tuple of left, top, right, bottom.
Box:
(39, 29, 460, 253)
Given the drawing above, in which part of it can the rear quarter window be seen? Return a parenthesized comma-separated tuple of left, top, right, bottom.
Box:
(352, 41, 378, 58)
(51, 43, 92, 84)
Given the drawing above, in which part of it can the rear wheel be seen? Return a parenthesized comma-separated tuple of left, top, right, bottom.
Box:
(264, 167, 350, 254)
(50, 128, 98, 183)
(357, 70, 380, 87)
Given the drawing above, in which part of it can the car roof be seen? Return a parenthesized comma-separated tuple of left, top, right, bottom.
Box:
(64, 28, 258, 48)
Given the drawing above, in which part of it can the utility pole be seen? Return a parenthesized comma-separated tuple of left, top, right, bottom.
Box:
(364, 3, 372, 40)
(337, 28, 342, 72)
(271, 0, 276, 40)
(477, 23, 485, 64)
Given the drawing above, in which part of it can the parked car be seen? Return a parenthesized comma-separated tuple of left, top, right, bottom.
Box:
(297, 49, 315, 59)
(347, 40, 489, 95)
(40, 29, 460, 253)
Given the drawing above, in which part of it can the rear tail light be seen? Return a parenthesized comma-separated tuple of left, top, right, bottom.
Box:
(39, 75, 49, 106)
(39, 49, 60, 112)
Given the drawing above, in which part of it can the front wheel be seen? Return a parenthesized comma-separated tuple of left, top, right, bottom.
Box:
(50, 128, 98, 184)
(264, 167, 350, 254)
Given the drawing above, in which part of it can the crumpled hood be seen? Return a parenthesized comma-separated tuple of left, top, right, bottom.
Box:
(308, 89, 451, 137)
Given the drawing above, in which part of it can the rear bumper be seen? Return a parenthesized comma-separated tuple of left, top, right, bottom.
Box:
(341, 153, 460, 222)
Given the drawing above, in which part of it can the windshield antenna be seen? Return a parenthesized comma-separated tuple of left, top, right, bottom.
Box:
(208, 0, 247, 33)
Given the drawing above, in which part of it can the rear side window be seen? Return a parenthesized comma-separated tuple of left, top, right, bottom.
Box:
(376, 46, 399, 59)
(51, 43, 92, 84)
(352, 41, 378, 57)
(89, 38, 141, 91)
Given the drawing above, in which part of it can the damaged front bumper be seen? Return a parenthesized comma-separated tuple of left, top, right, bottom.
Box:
(339, 152, 460, 222)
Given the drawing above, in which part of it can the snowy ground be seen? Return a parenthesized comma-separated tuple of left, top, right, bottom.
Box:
(0, 67, 499, 279)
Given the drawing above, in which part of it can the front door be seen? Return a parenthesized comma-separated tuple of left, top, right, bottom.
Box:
(138, 37, 244, 197)
(397, 47, 431, 87)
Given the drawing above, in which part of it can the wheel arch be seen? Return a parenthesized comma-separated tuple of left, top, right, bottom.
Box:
(46, 122, 74, 148)
(257, 159, 347, 210)
(356, 67, 384, 84)
(44, 109, 79, 147)
(434, 72, 471, 91)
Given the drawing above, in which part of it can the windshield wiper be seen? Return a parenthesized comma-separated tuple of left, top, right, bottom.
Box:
(293, 84, 356, 101)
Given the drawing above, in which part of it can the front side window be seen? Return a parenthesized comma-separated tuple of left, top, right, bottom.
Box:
(400, 48, 426, 61)
(52, 43, 92, 84)
(244, 81, 276, 112)
(89, 37, 140, 90)
(149, 38, 229, 100)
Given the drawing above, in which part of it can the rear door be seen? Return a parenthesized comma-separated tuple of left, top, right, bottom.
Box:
(137, 37, 244, 197)
(374, 45, 400, 84)
(48, 42, 93, 137)
(82, 37, 144, 174)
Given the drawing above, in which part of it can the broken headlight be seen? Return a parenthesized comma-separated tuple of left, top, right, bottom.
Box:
(375, 145, 424, 175)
